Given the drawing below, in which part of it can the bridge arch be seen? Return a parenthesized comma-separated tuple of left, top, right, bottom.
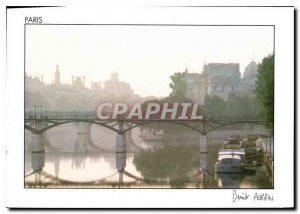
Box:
(25, 120, 121, 134)
(25, 169, 160, 186)
(25, 119, 268, 136)
(123, 120, 205, 135)
(205, 121, 268, 134)
(25, 120, 207, 135)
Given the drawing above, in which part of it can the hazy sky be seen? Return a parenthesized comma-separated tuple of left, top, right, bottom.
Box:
(26, 25, 273, 97)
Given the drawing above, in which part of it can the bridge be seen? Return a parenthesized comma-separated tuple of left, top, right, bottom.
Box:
(25, 109, 267, 173)
(25, 110, 267, 135)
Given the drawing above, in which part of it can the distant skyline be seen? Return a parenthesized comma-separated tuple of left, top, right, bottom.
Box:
(26, 25, 274, 97)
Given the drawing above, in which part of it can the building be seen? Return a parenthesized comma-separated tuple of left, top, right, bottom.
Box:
(238, 60, 258, 96)
(204, 63, 240, 100)
(184, 71, 203, 104)
(55, 65, 60, 85)
(26, 66, 139, 111)
(185, 63, 241, 104)
(103, 72, 134, 100)
(72, 75, 86, 89)
(25, 73, 45, 91)
(110, 71, 119, 82)
(184, 62, 258, 104)
(91, 81, 102, 91)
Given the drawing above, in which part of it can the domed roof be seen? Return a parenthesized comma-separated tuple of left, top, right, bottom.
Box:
(243, 60, 258, 80)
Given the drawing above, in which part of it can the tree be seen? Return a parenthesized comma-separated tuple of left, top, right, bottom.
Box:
(226, 95, 261, 117)
(255, 54, 274, 129)
(204, 95, 227, 118)
(204, 94, 261, 119)
(168, 72, 187, 102)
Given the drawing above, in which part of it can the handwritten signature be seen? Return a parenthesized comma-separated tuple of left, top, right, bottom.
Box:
(232, 190, 274, 202)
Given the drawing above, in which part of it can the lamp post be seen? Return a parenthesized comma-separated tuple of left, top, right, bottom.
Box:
(34, 105, 37, 129)
(199, 105, 208, 183)
(34, 105, 37, 120)
(40, 105, 43, 119)
(202, 106, 206, 135)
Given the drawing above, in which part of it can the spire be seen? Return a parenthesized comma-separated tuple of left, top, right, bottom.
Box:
(185, 62, 188, 73)
(55, 64, 60, 85)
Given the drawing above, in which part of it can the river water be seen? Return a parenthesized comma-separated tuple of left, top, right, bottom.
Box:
(24, 123, 273, 188)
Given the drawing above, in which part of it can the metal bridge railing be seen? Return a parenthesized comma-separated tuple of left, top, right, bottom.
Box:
(25, 110, 98, 120)
(205, 115, 266, 122)
(25, 110, 266, 122)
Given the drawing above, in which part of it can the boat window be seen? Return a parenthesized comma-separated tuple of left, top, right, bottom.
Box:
(220, 158, 241, 165)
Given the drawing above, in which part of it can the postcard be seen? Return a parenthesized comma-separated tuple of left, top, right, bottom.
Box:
(4, 4, 294, 208)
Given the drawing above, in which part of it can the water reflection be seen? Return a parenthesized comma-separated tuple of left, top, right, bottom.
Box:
(215, 173, 244, 188)
(133, 145, 200, 187)
(31, 152, 45, 172)
(25, 124, 272, 188)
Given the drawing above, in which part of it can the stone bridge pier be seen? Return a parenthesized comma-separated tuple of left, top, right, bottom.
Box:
(116, 152, 126, 184)
(31, 133, 46, 153)
(31, 151, 45, 172)
(30, 120, 49, 153)
(116, 122, 127, 153)
(198, 135, 208, 186)
(31, 133, 46, 185)
(116, 133, 126, 185)
(115, 122, 127, 184)
(199, 135, 208, 172)
(116, 135, 127, 153)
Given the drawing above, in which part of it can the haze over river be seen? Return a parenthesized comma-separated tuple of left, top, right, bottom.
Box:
(25, 123, 272, 188)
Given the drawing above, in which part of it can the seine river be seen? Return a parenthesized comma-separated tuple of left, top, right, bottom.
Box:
(24, 123, 273, 188)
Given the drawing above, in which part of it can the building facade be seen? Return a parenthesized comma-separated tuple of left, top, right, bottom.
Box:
(55, 65, 60, 85)
(185, 61, 258, 104)
(103, 72, 134, 98)
(237, 60, 258, 97)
